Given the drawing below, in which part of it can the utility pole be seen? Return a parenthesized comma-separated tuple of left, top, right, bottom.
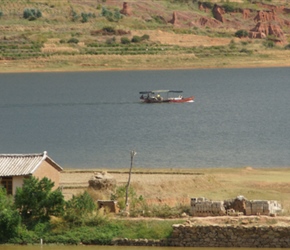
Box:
(125, 150, 136, 212)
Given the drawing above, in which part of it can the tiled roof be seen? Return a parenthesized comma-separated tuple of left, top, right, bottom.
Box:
(0, 151, 62, 177)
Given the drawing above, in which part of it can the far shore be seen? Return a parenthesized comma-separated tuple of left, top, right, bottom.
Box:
(1, 51, 290, 74)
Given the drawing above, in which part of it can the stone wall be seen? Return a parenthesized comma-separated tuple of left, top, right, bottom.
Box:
(168, 224, 290, 248)
(112, 224, 290, 248)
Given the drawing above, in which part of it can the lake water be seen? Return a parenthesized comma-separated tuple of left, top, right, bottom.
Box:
(1, 67, 290, 169)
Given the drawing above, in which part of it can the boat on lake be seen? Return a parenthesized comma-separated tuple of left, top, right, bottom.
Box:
(139, 90, 194, 103)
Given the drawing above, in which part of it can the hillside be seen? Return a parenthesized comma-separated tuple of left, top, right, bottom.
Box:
(0, 0, 290, 72)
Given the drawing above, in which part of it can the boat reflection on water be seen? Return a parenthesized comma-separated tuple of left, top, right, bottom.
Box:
(139, 90, 194, 103)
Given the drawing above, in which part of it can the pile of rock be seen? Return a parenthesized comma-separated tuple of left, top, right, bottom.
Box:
(88, 171, 116, 190)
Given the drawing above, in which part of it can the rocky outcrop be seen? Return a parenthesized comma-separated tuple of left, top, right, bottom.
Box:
(198, 2, 210, 12)
(120, 2, 132, 16)
(169, 11, 178, 25)
(254, 10, 283, 24)
(243, 9, 251, 19)
(250, 22, 285, 41)
(197, 17, 220, 27)
(212, 4, 225, 23)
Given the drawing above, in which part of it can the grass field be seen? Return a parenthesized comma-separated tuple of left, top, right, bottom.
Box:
(60, 167, 290, 215)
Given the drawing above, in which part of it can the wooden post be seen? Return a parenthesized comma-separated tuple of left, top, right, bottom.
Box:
(125, 150, 136, 212)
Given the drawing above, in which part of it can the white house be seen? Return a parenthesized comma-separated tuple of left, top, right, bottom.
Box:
(0, 151, 63, 195)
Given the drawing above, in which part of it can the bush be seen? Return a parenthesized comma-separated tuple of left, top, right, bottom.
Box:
(106, 37, 116, 45)
(263, 39, 275, 48)
(222, 2, 238, 13)
(101, 7, 122, 22)
(131, 36, 142, 43)
(0, 11, 3, 18)
(103, 26, 115, 33)
(71, 10, 79, 21)
(23, 8, 42, 20)
(141, 34, 150, 40)
(121, 37, 131, 44)
(81, 12, 96, 23)
(235, 30, 249, 38)
(285, 44, 290, 50)
(64, 191, 96, 226)
(67, 38, 79, 44)
(199, 1, 213, 9)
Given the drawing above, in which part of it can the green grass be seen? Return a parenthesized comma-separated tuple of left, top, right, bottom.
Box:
(9, 218, 183, 244)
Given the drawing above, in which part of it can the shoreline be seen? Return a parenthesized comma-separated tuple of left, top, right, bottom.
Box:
(1, 63, 290, 74)
(1, 52, 290, 74)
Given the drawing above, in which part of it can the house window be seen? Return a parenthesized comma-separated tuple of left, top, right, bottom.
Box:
(1, 177, 13, 195)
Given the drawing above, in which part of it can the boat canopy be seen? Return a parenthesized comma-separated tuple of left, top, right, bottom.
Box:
(139, 90, 183, 94)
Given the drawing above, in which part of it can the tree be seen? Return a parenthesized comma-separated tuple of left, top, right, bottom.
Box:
(0, 188, 21, 243)
(14, 176, 64, 225)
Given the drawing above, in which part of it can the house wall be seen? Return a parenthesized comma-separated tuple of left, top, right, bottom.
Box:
(12, 176, 25, 195)
(33, 160, 61, 189)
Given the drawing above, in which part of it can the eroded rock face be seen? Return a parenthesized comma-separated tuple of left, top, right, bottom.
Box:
(198, 17, 220, 27)
(169, 11, 178, 25)
(250, 22, 285, 40)
(212, 4, 225, 23)
(254, 10, 282, 24)
(243, 9, 251, 19)
(120, 2, 132, 16)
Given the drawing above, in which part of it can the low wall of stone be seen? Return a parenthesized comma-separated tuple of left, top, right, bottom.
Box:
(112, 224, 290, 248)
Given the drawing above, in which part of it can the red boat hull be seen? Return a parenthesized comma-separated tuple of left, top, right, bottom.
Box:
(169, 96, 194, 103)
(141, 96, 194, 103)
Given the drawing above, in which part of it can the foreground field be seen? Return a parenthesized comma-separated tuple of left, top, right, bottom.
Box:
(60, 167, 290, 215)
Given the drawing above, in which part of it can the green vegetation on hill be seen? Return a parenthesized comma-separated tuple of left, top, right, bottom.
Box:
(0, 0, 290, 71)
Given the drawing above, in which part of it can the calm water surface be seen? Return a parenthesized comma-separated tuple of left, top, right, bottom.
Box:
(0, 67, 290, 169)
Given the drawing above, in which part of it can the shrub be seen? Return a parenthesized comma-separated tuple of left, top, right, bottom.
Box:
(152, 15, 166, 24)
(141, 34, 150, 40)
(101, 7, 122, 22)
(131, 35, 142, 43)
(64, 191, 96, 226)
(121, 37, 130, 44)
(23, 8, 42, 20)
(111, 185, 144, 212)
(0, 11, 3, 18)
(222, 2, 238, 12)
(285, 44, 290, 50)
(103, 26, 115, 33)
(81, 12, 96, 23)
(67, 37, 79, 44)
(106, 37, 116, 45)
(240, 48, 253, 55)
(199, 1, 213, 9)
(235, 30, 249, 38)
(263, 39, 275, 48)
